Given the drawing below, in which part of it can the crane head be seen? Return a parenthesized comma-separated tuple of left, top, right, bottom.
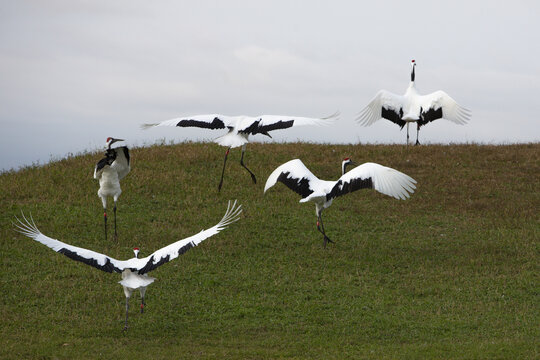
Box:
(133, 247, 140, 258)
(342, 157, 356, 175)
(106, 137, 125, 149)
(410, 60, 416, 82)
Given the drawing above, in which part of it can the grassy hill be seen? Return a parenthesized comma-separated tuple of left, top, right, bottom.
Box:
(0, 142, 538, 359)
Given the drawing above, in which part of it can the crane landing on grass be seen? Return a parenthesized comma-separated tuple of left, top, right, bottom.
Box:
(356, 60, 471, 145)
(94, 137, 130, 241)
(142, 113, 338, 191)
(15, 201, 242, 331)
(264, 158, 416, 246)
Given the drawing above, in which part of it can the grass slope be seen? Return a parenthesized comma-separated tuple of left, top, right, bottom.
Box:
(0, 143, 538, 359)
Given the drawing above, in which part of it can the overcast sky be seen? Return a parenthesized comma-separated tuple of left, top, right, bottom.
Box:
(1, 0, 538, 171)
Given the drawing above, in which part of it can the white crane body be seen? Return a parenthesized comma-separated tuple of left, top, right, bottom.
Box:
(143, 113, 337, 190)
(265, 158, 416, 246)
(15, 200, 242, 330)
(357, 60, 471, 145)
(94, 138, 130, 240)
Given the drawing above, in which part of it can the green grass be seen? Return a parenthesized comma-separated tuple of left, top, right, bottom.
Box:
(0, 142, 538, 359)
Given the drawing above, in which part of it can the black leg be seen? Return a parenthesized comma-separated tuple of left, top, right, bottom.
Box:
(103, 210, 107, 241)
(113, 203, 118, 240)
(218, 148, 230, 192)
(406, 123, 410, 146)
(415, 123, 420, 145)
(240, 146, 257, 184)
(316, 213, 333, 248)
(123, 297, 129, 331)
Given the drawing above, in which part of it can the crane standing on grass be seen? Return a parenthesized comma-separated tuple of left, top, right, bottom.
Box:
(94, 137, 130, 240)
(143, 113, 337, 191)
(356, 60, 471, 145)
(15, 200, 242, 331)
(264, 158, 416, 246)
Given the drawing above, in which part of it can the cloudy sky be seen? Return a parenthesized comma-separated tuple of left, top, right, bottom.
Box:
(1, 0, 538, 171)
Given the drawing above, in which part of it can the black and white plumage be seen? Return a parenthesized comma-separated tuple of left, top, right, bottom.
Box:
(143, 113, 337, 191)
(357, 60, 471, 145)
(264, 158, 416, 246)
(14, 200, 242, 331)
(93, 137, 130, 240)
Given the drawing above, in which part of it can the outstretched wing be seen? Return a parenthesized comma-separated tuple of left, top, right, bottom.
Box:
(326, 162, 416, 201)
(418, 90, 471, 126)
(238, 112, 338, 135)
(134, 200, 242, 274)
(14, 213, 124, 273)
(356, 90, 407, 128)
(141, 114, 234, 130)
(264, 159, 324, 199)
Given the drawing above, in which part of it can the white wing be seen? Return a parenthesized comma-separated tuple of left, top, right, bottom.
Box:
(237, 112, 338, 134)
(419, 90, 471, 125)
(327, 162, 416, 201)
(132, 200, 242, 274)
(141, 114, 236, 130)
(15, 201, 242, 275)
(14, 213, 125, 273)
(356, 90, 406, 126)
(264, 159, 326, 199)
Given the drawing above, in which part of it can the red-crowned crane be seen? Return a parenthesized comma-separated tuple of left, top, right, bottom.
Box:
(14, 200, 242, 331)
(94, 137, 130, 240)
(356, 60, 471, 145)
(142, 113, 337, 191)
(264, 158, 416, 246)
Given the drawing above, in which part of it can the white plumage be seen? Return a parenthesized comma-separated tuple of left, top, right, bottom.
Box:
(94, 137, 131, 240)
(357, 60, 471, 145)
(143, 113, 337, 191)
(14, 200, 242, 331)
(264, 158, 416, 246)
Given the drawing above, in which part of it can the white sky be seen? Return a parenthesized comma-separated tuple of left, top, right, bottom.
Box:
(1, 0, 539, 171)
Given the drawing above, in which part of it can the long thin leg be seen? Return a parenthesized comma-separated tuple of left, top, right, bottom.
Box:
(406, 122, 410, 146)
(103, 209, 108, 241)
(100, 196, 108, 241)
(218, 148, 230, 192)
(113, 202, 118, 240)
(316, 213, 333, 248)
(415, 123, 420, 145)
(123, 297, 129, 331)
(320, 213, 334, 247)
(141, 296, 145, 314)
(240, 145, 257, 184)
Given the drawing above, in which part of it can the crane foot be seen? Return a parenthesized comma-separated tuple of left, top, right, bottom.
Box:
(323, 236, 334, 248)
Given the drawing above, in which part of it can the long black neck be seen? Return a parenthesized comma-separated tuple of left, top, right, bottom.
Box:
(411, 65, 416, 82)
(342, 162, 351, 175)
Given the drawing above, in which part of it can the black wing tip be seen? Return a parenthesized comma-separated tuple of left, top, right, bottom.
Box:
(277, 172, 314, 198)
